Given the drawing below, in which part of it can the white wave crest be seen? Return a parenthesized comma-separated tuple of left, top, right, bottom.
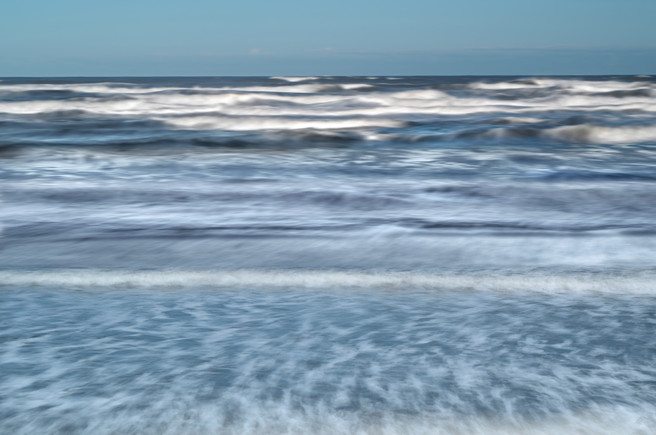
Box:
(161, 116, 403, 131)
(469, 78, 652, 93)
(468, 81, 539, 90)
(271, 76, 320, 83)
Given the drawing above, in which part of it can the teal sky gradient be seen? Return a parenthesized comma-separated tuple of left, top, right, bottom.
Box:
(1, 0, 655, 76)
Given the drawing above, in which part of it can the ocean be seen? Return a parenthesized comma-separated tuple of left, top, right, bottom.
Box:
(1, 75, 655, 434)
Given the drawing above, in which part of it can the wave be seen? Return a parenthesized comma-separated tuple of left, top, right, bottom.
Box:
(2, 94, 652, 122)
(271, 76, 320, 82)
(0, 82, 372, 98)
(2, 269, 655, 294)
(0, 82, 181, 94)
(160, 116, 404, 131)
(467, 80, 542, 90)
(544, 124, 656, 144)
(1, 77, 656, 145)
(472, 123, 656, 144)
(468, 78, 652, 93)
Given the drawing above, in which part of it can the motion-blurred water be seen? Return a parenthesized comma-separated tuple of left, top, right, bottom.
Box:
(1, 76, 656, 433)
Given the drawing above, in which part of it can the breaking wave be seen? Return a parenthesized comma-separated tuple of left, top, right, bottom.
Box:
(1, 76, 655, 144)
(271, 76, 320, 83)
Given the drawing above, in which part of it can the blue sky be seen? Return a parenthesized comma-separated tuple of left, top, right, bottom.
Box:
(1, 0, 655, 76)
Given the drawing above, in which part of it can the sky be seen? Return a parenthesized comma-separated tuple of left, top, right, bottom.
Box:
(1, 0, 655, 76)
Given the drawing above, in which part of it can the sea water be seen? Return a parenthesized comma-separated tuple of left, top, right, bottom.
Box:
(1, 76, 656, 433)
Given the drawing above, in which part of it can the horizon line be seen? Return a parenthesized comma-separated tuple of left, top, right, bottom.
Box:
(2, 73, 654, 79)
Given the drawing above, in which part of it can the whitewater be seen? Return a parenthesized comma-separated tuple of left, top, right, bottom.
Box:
(1, 76, 655, 434)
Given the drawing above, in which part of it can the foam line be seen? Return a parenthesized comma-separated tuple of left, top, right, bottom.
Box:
(1, 269, 655, 293)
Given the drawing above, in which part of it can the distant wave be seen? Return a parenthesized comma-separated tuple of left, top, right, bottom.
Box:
(1, 78, 654, 140)
(468, 77, 654, 93)
(271, 76, 320, 82)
